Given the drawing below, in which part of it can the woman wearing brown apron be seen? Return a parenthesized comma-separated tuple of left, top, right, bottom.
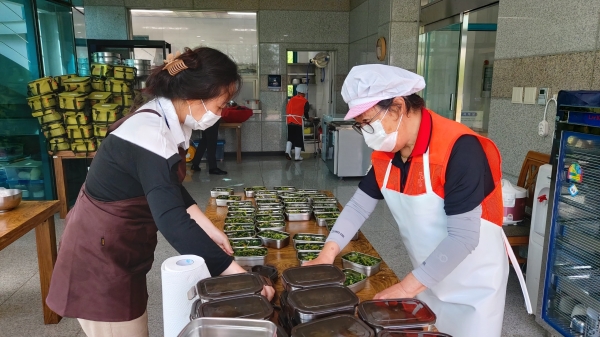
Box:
(46, 47, 275, 337)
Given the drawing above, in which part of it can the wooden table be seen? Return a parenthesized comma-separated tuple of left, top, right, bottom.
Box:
(51, 150, 96, 219)
(219, 122, 242, 164)
(205, 192, 399, 301)
(0, 201, 62, 324)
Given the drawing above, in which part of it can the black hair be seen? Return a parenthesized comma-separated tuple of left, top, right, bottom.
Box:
(376, 93, 425, 113)
(131, 47, 241, 111)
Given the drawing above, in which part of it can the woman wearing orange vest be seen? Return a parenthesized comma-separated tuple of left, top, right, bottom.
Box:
(305, 65, 531, 337)
(285, 84, 309, 160)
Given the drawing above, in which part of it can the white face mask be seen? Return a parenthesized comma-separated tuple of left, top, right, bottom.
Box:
(183, 100, 221, 130)
(362, 109, 403, 152)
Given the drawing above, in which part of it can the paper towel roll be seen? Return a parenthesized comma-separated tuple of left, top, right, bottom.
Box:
(161, 255, 211, 337)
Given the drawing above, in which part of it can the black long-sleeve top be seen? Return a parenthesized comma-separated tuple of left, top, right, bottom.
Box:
(85, 98, 232, 275)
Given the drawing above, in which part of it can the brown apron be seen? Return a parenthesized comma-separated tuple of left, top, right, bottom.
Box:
(47, 108, 187, 321)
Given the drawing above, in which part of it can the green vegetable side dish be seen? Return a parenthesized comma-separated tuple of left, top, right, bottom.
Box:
(227, 211, 255, 217)
(256, 210, 283, 216)
(255, 215, 284, 221)
(228, 201, 253, 207)
(258, 230, 289, 240)
(343, 269, 367, 286)
(244, 186, 267, 191)
(228, 207, 256, 212)
(343, 252, 381, 266)
(294, 234, 326, 242)
(295, 243, 324, 251)
(229, 239, 262, 247)
(315, 212, 340, 219)
(226, 231, 255, 238)
(298, 252, 319, 261)
(257, 221, 285, 228)
(212, 188, 233, 192)
(256, 199, 279, 204)
(233, 247, 268, 257)
(224, 224, 255, 231)
(224, 217, 254, 224)
(217, 195, 242, 201)
(287, 209, 311, 214)
(315, 208, 340, 213)
(283, 198, 309, 203)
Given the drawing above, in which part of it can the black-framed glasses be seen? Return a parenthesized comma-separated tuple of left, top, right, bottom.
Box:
(352, 107, 386, 135)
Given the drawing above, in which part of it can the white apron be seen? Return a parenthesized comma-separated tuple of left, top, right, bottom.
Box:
(380, 150, 531, 337)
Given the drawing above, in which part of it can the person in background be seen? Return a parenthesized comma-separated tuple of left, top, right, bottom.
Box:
(304, 64, 530, 337)
(190, 117, 227, 175)
(285, 83, 309, 161)
(46, 47, 274, 337)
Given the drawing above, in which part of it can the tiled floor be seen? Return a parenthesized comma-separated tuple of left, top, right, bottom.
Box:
(0, 155, 548, 337)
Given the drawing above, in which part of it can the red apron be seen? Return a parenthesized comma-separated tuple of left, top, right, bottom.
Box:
(47, 109, 187, 321)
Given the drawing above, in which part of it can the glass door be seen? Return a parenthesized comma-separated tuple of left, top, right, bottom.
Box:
(418, 4, 499, 135)
(419, 22, 461, 120)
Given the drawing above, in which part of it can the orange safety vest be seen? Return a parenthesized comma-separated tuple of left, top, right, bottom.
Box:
(286, 95, 307, 125)
(370, 110, 504, 227)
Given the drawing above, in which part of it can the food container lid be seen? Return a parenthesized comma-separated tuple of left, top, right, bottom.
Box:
(291, 314, 375, 337)
(178, 317, 278, 337)
(287, 285, 358, 316)
(251, 265, 278, 283)
(357, 299, 437, 331)
(195, 272, 265, 302)
(282, 265, 345, 291)
(376, 331, 452, 337)
(192, 294, 273, 320)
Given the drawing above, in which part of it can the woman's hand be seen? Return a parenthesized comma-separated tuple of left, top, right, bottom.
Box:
(374, 272, 426, 299)
(187, 204, 233, 255)
(302, 241, 340, 266)
(261, 285, 276, 301)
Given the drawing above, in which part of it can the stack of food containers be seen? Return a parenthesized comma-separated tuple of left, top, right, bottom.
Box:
(357, 299, 439, 335)
(27, 76, 67, 153)
(278, 264, 358, 334)
(184, 272, 278, 335)
(58, 74, 98, 153)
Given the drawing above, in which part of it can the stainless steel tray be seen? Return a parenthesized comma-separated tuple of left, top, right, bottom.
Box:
(255, 214, 285, 222)
(255, 202, 281, 207)
(297, 251, 320, 264)
(292, 233, 327, 244)
(229, 238, 263, 248)
(224, 217, 255, 224)
(257, 230, 290, 249)
(227, 201, 254, 208)
(297, 189, 319, 194)
(341, 252, 382, 277)
(227, 211, 256, 218)
(178, 317, 278, 337)
(312, 203, 338, 209)
(284, 202, 311, 208)
(285, 211, 312, 221)
(257, 205, 284, 211)
(233, 249, 268, 268)
(255, 189, 278, 195)
(256, 222, 286, 232)
(211, 190, 232, 198)
(224, 224, 256, 232)
(343, 269, 367, 293)
(294, 242, 324, 253)
(228, 207, 256, 212)
(256, 209, 283, 216)
(226, 230, 256, 239)
(316, 217, 338, 227)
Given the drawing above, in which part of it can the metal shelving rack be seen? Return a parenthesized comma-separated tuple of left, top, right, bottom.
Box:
(86, 39, 172, 64)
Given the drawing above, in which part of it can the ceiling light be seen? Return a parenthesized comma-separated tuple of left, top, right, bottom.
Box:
(201, 40, 205, 41)
(232, 28, 256, 32)
(142, 26, 188, 30)
(197, 36, 201, 37)
(227, 12, 256, 16)
(131, 9, 173, 13)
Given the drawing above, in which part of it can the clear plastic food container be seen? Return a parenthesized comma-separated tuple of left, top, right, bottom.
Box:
(357, 299, 437, 333)
(290, 314, 375, 337)
(286, 285, 359, 325)
(281, 265, 345, 292)
(190, 294, 273, 321)
(190, 272, 268, 303)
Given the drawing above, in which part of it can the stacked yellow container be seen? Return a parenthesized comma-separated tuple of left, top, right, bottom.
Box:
(57, 75, 97, 154)
(26, 76, 69, 154)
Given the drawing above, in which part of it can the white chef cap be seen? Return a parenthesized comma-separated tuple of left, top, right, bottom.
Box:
(341, 65, 425, 120)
